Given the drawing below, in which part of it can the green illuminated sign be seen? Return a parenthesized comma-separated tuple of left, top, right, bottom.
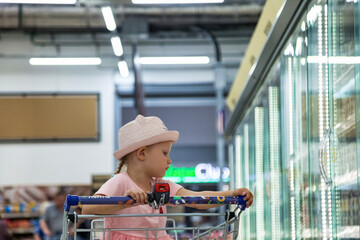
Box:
(163, 164, 230, 183)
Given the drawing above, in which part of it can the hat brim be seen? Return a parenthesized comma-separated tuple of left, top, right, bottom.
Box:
(113, 130, 179, 160)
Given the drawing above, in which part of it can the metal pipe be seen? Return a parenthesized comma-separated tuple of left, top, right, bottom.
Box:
(0, 4, 262, 28)
(1, 4, 262, 17)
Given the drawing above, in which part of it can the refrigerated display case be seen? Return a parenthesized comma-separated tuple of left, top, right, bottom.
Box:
(226, 0, 359, 239)
(327, 0, 360, 237)
(229, 62, 282, 239)
(305, 0, 360, 238)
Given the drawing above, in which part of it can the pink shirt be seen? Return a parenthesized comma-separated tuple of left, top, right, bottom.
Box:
(95, 172, 183, 240)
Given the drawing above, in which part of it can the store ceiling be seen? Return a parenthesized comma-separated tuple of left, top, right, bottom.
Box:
(0, 0, 265, 96)
(0, 0, 263, 33)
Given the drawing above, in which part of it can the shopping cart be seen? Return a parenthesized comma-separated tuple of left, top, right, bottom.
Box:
(61, 184, 247, 240)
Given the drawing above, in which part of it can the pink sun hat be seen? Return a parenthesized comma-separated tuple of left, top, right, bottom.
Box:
(113, 115, 179, 160)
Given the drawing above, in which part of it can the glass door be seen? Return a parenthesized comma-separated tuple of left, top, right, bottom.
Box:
(254, 90, 272, 240)
(306, 1, 336, 239)
(306, 0, 360, 238)
(246, 111, 257, 239)
(232, 115, 256, 240)
(232, 77, 281, 239)
(327, 0, 360, 238)
(241, 113, 257, 239)
(306, 0, 334, 238)
(266, 67, 282, 240)
(280, 9, 310, 238)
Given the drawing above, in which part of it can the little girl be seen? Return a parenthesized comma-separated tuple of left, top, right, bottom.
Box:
(82, 115, 253, 240)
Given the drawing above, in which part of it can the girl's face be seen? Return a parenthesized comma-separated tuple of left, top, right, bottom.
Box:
(144, 141, 173, 178)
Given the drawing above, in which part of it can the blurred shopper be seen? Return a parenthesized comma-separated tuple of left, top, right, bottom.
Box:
(40, 190, 66, 240)
(0, 219, 11, 240)
(33, 219, 45, 240)
(33, 198, 52, 240)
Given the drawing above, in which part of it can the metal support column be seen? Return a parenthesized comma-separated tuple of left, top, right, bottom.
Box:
(215, 63, 226, 191)
(215, 63, 226, 223)
(114, 91, 123, 171)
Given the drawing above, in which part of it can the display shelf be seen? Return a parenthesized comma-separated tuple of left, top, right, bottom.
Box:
(334, 112, 355, 137)
(337, 225, 360, 239)
(0, 212, 40, 219)
(302, 228, 311, 238)
(333, 64, 354, 94)
(334, 170, 358, 190)
(9, 227, 34, 235)
(1, 212, 40, 239)
(302, 226, 360, 239)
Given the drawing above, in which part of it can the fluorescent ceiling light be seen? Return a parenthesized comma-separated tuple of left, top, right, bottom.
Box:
(118, 61, 129, 77)
(101, 6, 116, 31)
(111, 37, 124, 56)
(0, 0, 76, 3)
(29, 57, 101, 65)
(307, 56, 360, 64)
(133, 0, 223, 4)
(140, 56, 210, 65)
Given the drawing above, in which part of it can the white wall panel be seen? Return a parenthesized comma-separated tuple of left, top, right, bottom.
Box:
(0, 57, 115, 186)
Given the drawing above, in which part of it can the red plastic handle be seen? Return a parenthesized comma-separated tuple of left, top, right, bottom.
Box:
(155, 183, 170, 192)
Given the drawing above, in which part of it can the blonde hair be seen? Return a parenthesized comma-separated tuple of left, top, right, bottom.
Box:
(115, 155, 129, 174)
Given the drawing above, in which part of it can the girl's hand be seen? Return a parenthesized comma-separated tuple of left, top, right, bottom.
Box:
(233, 188, 253, 208)
(125, 190, 148, 205)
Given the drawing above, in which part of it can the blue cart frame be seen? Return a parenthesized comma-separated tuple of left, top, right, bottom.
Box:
(61, 195, 246, 240)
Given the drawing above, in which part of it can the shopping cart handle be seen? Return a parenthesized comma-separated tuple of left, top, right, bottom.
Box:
(64, 195, 247, 212)
(169, 196, 247, 210)
(64, 195, 136, 212)
(238, 195, 247, 210)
